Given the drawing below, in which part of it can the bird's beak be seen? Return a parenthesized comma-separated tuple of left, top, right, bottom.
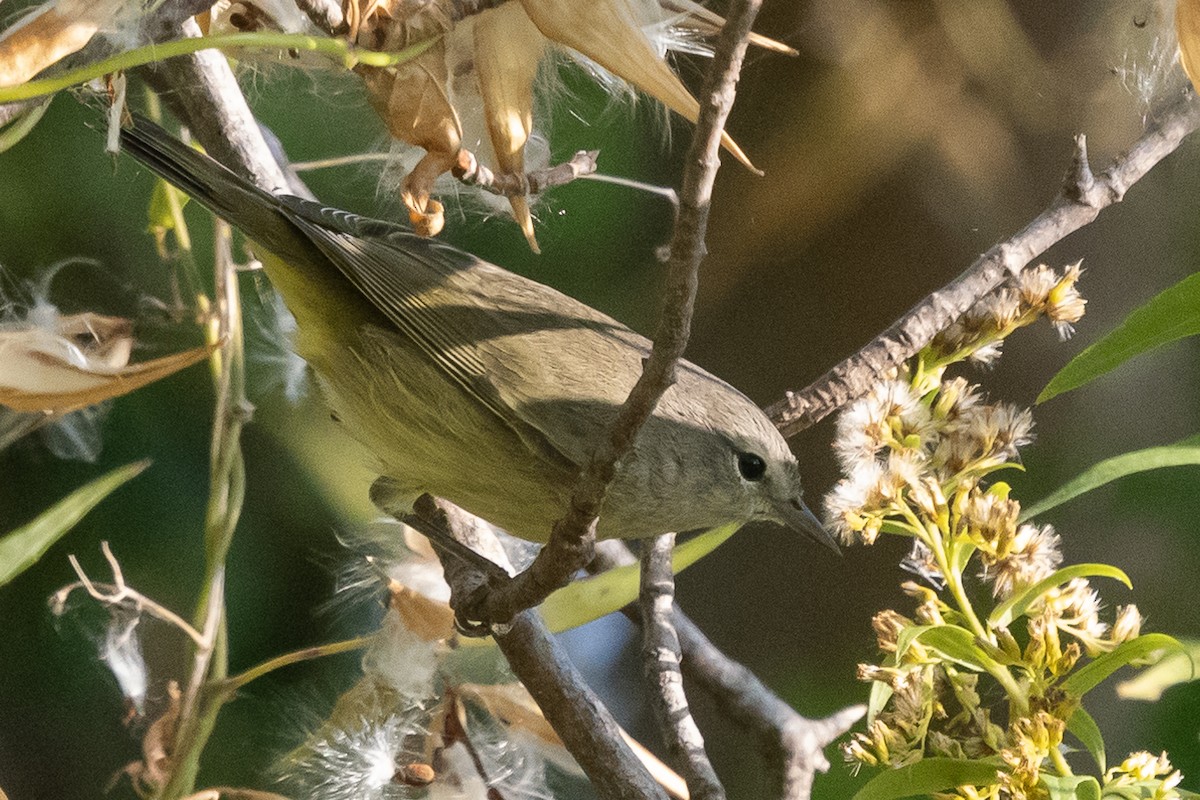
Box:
(778, 498, 842, 555)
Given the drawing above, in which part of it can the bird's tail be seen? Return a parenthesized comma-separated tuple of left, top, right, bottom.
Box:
(118, 117, 312, 264)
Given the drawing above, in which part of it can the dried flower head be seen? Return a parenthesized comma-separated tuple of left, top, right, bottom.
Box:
(1045, 261, 1086, 338)
(984, 523, 1063, 599)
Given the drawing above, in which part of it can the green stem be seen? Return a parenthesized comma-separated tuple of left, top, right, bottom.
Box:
(157, 221, 248, 800)
(0, 31, 438, 104)
(1050, 742, 1074, 777)
(220, 636, 375, 694)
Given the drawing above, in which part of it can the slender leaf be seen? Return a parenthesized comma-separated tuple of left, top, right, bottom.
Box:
(1061, 633, 1186, 697)
(0, 98, 51, 154)
(1040, 773, 1102, 800)
(899, 625, 1002, 673)
(1039, 271, 1200, 403)
(539, 523, 739, 633)
(1021, 438, 1200, 520)
(0, 460, 149, 587)
(867, 678, 894, 725)
(851, 758, 1002, 800)
(1068, 706, 1107, 773)
(459, 524, 741, 647)
(989, 564, 1132, 629)
(1116, 640, 1200, 701)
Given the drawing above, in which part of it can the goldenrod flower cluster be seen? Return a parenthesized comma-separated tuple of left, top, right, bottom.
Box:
(829, 264, 1187, 799)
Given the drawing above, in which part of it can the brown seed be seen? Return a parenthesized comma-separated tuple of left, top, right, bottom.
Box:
(394, 762, 436, 786)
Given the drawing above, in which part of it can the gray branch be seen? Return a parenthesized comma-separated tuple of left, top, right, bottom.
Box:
(766, 91, 1200, 437)
(595, 540, 863, 800)
(640, 533, 726, 800)
(398, 494, 669, 800)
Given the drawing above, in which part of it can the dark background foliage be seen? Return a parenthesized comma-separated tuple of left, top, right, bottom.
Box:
(1, 2, 1198, 798)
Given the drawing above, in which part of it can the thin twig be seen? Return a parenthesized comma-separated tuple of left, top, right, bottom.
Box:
(594, 540, 863, 800)
(217, 635, 374, 694)
(640, 534, 725, 800)
(161, 213, 251, 798)
(767, 91, 1200, 437)
(452, 147, 599, 197)
(397, 494, 669, 800)
(459, 0, 765, 629)
(672, 610, 864, 799)
(54, 542, 207, 647)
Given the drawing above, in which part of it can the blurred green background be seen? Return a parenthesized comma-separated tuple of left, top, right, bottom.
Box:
(2, 2, 1200, 798)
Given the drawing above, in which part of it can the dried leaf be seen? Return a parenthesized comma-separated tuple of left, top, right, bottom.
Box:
(0, 312, 215, 413)
(0, 0, 125, 88)
(474, 4, 546, 251)
(458, 682, 562, 747)
(664, 0, 797, 55)
(353, 0, 460, 235)
(1179, 0, 1200, 90)
(519, 0, 757, 172)
(458, 682, 690, 799)
(388, 579, 455, 641)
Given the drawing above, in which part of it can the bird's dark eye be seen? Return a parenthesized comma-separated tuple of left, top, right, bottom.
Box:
(737, 452, 767, 481)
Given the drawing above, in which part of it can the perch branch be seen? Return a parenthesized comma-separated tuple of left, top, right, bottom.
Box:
(767, 91, 1200, 436)
(640, 534, 726, 800)
(594, 540, 863, 800)
(458, 0, 764, 629)
(397, 494, 669, 800)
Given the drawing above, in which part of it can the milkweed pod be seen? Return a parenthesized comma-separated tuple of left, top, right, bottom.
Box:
(474, 4, 546, 251)
(518, 0, 759, 172)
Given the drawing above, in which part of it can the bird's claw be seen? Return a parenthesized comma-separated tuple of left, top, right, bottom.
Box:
(452, 581, 514, 639)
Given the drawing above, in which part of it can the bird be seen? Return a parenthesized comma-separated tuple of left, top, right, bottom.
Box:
(118, 117, 836, 553)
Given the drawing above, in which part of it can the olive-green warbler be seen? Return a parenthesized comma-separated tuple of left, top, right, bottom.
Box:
(119, 118, 835, 551)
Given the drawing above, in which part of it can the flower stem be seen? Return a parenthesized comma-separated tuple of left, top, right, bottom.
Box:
(219, 636, 375, 694)
(0, 32, 438, 104)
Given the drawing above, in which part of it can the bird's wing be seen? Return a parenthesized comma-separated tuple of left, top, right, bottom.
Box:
(278, 198, 647, 469)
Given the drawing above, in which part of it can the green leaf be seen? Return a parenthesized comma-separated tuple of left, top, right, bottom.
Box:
(1040, 773, 1102, 800)
(1116, 639, 1200, 701)
(899, 625, 1001, 673)
(989, 564, 1132, 629)
(1061, 633, 1187, 698)
(850, 758, 1001, 800)
(1021, 437, 1200, 519)
(0, 460, 150, 588)
(459, 524, 741, 648)
(1067, 706, 1106, 773)
(0, 98, 51, 154)
(148, 178, 190, 233)
(540, 524, 739, 632)
(867, 678, 894, 725)
(1039, 272, 1200, 403)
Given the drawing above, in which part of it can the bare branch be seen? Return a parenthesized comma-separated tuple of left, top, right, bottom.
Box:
(640, 533, 726, 800)
(460, 0, 765, 629)
(594, 539, 864, 800)
(397, 494, 669, 800)
(672, 609, 863, 799)
(767, 91, 1200, 437)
